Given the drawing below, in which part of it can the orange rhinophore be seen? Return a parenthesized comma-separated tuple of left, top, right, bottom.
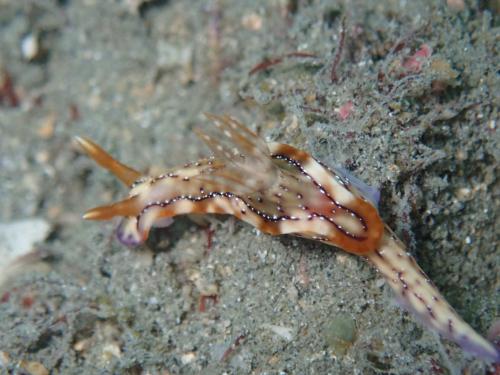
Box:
(77, 114, 499, 363)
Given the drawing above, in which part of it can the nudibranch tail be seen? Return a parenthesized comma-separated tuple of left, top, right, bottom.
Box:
(75, 136, 141, 186)
(366, 229, 500, 363)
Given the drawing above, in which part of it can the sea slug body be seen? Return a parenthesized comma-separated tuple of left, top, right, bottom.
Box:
(76, 113, 499, 363)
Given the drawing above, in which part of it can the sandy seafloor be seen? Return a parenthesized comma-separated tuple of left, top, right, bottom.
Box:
(0, 0, 499, 374)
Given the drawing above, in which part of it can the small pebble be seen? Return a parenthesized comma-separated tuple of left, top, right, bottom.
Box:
(322, 314, 357, 356)
(21, 34, 40, 61)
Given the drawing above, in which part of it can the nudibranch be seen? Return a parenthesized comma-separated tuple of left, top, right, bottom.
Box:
(76, 114, 499, 363)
